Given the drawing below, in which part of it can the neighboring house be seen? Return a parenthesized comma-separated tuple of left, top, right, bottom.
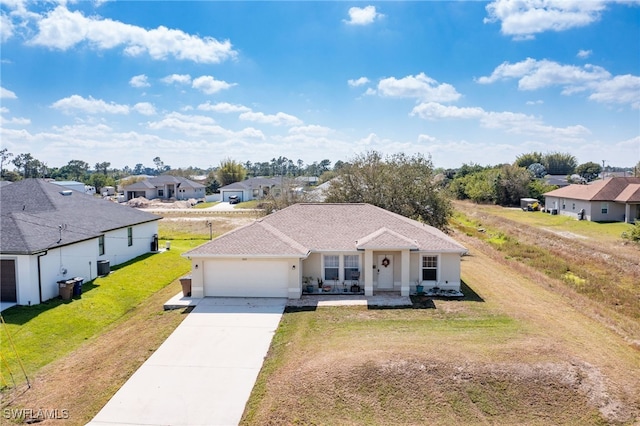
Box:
(183, 203, 467, 299)
(50, 180, 96, 195)
(219, 177, 282, 203)
(544, 177, 640, 223)
(122, 176, 205, 201)
(543, 175, 571, 188)
(0, 179, 161, 307)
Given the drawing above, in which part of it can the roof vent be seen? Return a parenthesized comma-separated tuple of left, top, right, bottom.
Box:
(60, 190, 73, 196)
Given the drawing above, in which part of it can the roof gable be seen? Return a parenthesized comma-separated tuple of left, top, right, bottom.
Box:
(356, 228, 419, 250)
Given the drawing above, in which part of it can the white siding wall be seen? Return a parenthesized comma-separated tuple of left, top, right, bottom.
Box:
(100, 221, 158, 266)
(6, 221, 158, 306)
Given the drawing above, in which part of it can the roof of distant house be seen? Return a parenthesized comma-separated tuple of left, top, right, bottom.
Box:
(185, 203, 466, 257)
(543, 177, 640, 201)
(220, 177, 282, 190)
(122, 175, 205, 190)
(0, 179, 160, 254)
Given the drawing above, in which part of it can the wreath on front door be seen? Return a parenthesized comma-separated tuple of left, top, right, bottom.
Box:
(381, 256, 390, 268)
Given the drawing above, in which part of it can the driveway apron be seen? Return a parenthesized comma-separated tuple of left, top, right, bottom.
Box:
(89, 297, 286, 426)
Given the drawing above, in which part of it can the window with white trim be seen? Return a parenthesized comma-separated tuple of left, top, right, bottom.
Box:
(324, 255, 339, 281)
(98, 235, 105, 256)
(344, 255, 360, 281)
(127, 227, 133, 246)
(601, 202, 608, 214)
(422, 255, 437, 281)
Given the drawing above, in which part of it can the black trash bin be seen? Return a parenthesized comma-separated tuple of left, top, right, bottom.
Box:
(72, 277, 83, 297)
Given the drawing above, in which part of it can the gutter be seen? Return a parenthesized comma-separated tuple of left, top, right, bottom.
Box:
(36, 250, 48, 304)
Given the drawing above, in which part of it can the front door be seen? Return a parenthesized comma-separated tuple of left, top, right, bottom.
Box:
(377, 255, 394, 289)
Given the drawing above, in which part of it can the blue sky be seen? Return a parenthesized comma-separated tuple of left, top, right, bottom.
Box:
(1, 1, 639, 171)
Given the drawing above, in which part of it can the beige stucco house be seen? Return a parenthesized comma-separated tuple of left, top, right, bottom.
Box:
(183, 203, 467, 299)
(544, 177, 640, 223)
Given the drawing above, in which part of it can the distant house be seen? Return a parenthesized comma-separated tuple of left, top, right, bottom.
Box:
(183, 203, 467, 299)
(0, 179, 161, 307)
(218, 177, 282, 203)
(122, 176, 205, 201)
(543, 177, 640, 223)
(50, 180, 96, 195)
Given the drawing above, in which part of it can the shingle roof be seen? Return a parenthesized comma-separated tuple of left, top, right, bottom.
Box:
(544, 177, 640, 202)
(1, 179, 160, 254)
(614, 184, 640, 203)
(122, 176, 205, 191)
(185, 203, 466, 257)
(220, 177, 281, 191)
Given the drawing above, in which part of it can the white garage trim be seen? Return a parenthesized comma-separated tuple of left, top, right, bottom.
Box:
(203, 258, 289, 298)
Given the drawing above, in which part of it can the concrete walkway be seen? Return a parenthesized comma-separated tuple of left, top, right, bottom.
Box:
(89, 297, 286, 426)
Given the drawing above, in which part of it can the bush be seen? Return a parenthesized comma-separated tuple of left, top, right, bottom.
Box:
(622, 222, 640, 243)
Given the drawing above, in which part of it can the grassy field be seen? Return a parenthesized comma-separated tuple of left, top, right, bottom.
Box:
(241, 203, 640, 425)
(242, 231, 640, 425)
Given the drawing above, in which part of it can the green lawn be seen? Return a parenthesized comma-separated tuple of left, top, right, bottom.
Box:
(461, 202, 634, 241)
(0, 239, 205, 388)
(193, 201, 217, 209)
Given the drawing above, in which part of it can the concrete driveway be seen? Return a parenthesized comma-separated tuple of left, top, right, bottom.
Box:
(89, 297, 286, 426)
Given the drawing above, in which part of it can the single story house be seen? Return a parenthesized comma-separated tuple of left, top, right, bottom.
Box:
(122, 176, 205, 201)
(543, 177, 640, 223)
(183, 203, 467, 299)
(219, 177, 282, 203)
(0, 179, 161, 307)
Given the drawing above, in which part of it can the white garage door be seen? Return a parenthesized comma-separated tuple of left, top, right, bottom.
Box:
(204, 259, 289, 298)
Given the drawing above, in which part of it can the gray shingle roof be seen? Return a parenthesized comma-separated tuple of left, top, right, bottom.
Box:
(185, 203, 466, 257)
(1, 179, 160, 254)
(220, 177, 281, 190)
(122, 176, 205, 191)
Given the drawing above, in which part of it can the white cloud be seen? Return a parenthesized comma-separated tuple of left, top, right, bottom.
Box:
(364, 87, 377, 96)
(133, 102, 156, 116)
(51, 95, 130, 114)
(344, 5, 383, 26)
(348, 77, 370, 87)
(577, 49, 592, 59)
(191, 75, 235, 94)
(1, 13, 14, 42)
(161, 74, 192, 85)
(589, 74, 640, 109)
(526, 100, 544, 105)
(484, 0, 608, 38)
(239, 111, 303, 127)
(411, 102, 590, 141)
(477, 58, 639, 108)
(288, 125, 333, 136)
(377, 73, 461, 102)
(197, 101, 250, 113)
(1, 87, 17, 99)
(146, 112, 265, 140)
(418, 134, 437, 143)
(129, 74, 150, 88)
(28, 5, 237, 63)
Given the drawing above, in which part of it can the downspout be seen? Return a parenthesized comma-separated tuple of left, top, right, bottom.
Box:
(36, 250, 48, 304)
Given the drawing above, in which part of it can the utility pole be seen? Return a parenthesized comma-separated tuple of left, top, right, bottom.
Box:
(206, 221, 213, 240)
(601, 160, 606, 180)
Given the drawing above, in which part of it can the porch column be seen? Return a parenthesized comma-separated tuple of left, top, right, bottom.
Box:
(364, 249, 374, 296)
(400, 249, 410, 297)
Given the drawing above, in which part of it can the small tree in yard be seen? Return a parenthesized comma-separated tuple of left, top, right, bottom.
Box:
(622, 222, 640, 244)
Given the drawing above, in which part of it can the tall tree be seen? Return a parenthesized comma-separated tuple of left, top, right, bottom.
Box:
(64, 159, 90, 181)
(95, 162, 111, 175)
(324, 151, 452, 230)
(542, 152, 577, 175)
(217, 158, 246, 186)
(12, 153, 40, 178)
(0, 148, 13, 179)
(514, 152, 543, 168)
(575, 161, 602, 182)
